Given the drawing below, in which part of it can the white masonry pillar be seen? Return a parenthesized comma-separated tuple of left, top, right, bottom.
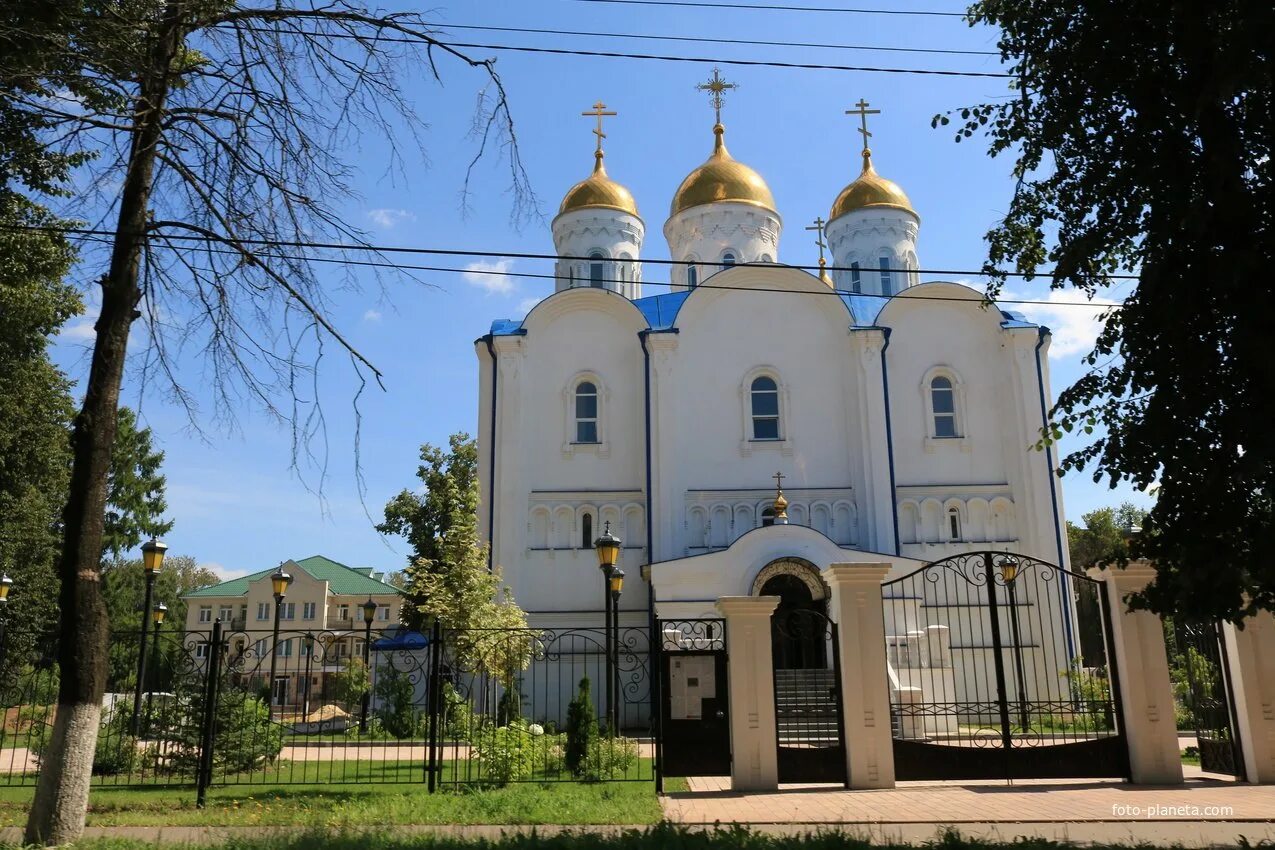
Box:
(1089, 562, 1184, 784)
(716, 595, 781, 791)
(1222, 609, 1275, 783)
(824, 562, 896, 788)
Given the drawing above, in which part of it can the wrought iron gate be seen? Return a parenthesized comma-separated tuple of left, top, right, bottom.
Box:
(1168, 620, 1245, 779)
(773, 609, 847, 785)
(658, 619, 730, 778)
(883, 552, 1129, 781)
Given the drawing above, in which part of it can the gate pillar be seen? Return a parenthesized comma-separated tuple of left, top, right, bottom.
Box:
(1222, 610, 1275, 783)
(716, 595, 781, 791)
(1090, 562, 1184, 784)
(824, 563, 895, 789)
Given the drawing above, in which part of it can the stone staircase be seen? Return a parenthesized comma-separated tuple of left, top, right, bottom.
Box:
(775, 668, 841, 746)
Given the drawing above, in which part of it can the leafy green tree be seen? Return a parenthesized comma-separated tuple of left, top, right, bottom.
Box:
(373, 664, 418, 740)
(329, 656, 370, 712)
(102, 408, 174, 560)
(947, 0, 1272, 621)
(564, 676, 599, 777)
(0, 195, 79, 640)
(1067, 502, 1149, 570)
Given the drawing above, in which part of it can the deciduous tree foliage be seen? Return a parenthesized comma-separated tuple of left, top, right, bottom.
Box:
(948, 0, 1273, 621)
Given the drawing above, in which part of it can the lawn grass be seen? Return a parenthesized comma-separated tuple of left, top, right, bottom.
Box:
(0, 760, 684, 828)
(0, 825, 1189, 850)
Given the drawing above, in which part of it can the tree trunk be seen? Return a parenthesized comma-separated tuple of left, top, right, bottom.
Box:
(24, 8, 182, 845)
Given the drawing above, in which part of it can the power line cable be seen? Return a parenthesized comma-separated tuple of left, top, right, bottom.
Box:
(434, 22, 998, 57)
(570, 0, 969, 18)
(50, 227, 1129, 310)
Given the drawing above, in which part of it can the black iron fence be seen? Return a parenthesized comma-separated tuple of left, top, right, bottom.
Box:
(0, 618, 654, 800)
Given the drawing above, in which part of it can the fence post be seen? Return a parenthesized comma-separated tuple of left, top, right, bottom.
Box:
(1221, 609, 1275, 782)
(426, 618, 442, 793)
(715, 595, 781, 792)
(196, 619, 224, 808)
(652, 615, 664, 794)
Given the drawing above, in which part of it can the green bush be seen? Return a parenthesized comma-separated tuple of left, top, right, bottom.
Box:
(30, 703, 140, 776)
(496, 682, 522, 726)
(165, 685, 283, 775)
(374, 663, 419, 739)
(441, 681, 477, 741)
(582, 734, 639, 780)
(564, 676, 598, 776)
(471, 719, 537, 785)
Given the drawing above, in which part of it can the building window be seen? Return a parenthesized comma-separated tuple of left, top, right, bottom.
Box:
(575, 381, 599, 443)
(255, 639, 268, 657)
(589, 252, 605, 287)
(581, 512, 593, 549)
(257, 602, 270, 621)
(879, 256, 892, 295)
(687, 265, 698, 289)
(721, 252, 736, 269)
(761, 507, 775, 527)
(947, 508, 962, 541)
(218, 606, 233, 622)
(850, 262, 861, 293)
(338, 604, 350, 621)
(195, 643, 209, 659)
(377, 606, 391, 621)
(277, 639, 292, 657)
(302, 602, 316, 620)
(931, 376, 958, 438)
(750, 376, 780, 440)
(280, 602, 295, 621)
(198, 606, 212, 623)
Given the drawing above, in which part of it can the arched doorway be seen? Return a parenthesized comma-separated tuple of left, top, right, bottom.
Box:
(754, 562, 828, 670)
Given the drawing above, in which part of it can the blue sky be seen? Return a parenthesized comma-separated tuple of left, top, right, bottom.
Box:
(50, 0, 1151, 580)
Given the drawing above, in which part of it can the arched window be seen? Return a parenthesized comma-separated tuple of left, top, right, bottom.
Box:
(750, 376, 780, 440)
(930, 376, 957, 438)
(947, 507, 962, 541)
(687, 264, 698, 289)
(850, 261, 862, 294)
(581, 512, 593, 549)
(879, 256, 893, 295)
(589, 252, 605, 287)
(575, 382, 599, 443)
(761, 507, 775, 527)
(721, 252, 736, 269)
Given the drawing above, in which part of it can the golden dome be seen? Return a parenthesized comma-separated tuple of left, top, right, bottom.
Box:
(557, 151, 639, 218)
(669, 124, 776, 217)
(829, 150, 915, 221)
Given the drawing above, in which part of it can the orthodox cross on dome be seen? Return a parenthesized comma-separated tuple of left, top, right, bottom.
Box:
(805, 216, 828, 264)
(846, 98, 881, 156)
(773, 470, 785, 490)
(582, 100, 617, 155)
(772, 471, 789, 525)
(696, 68, 738, 125)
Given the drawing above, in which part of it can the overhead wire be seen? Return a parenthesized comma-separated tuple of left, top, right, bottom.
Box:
(569, 0, 970, 17)
(34, 225, 1130, 310)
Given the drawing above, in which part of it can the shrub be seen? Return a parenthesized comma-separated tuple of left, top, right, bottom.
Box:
(441, 681, 477, 741)
(471, 719, 537, 785)
(165, 685, 283, 775)
(330, 656, 371, 712)
(582, 734, 639, 780)
(374, 663, 419, 739)
(564, 676, 598, 776)
(496, 682, 522, 726)
(30, 703, 139, 776)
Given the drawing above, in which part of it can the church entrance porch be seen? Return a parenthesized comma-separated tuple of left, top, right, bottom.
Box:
(772, 608, 847, 785)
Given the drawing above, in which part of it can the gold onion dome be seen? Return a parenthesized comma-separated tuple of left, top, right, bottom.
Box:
(670, 124, 776, 217)
(558, 151, 639, 218)
(830, 150, 915, 221)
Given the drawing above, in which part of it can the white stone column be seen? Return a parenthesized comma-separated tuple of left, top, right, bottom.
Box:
(1222, 609, 1275, 783)
(715, 595, 781, 792)
(823, 562, 895, 789)
(1089, 562, 1184, 784)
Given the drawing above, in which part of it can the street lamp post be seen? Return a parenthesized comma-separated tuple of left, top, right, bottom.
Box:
(303, 632, 315, 717)
(609, 567, 625, 733)
(360, 597, 377, 734)
(268, 566, 292, 712)
(0, 574, 13, 671)
(132, 538, 168, 735)
(999, 556, 1031, 731)
(145, 602, 167, 734)
(593, 521, 621, 735)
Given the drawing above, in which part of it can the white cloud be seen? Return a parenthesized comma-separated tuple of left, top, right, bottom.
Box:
(1002, 288, 1120, 358)
(362, 308, 382, 322)
(463, 259, 516, 295)
(59, 320, 97, 341)
(202, 561, 250, 582)
(366, 208, 415, 229)
(514, 296, 540, 318)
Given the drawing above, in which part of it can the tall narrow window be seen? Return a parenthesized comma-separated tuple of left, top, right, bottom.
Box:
(930, 376, 957, 437)
(581, 513, 593, 549)
(589, 252, 605, 287)
(947, 508, 962, 541)
(879, 256, 893, 295)
(761, 507, 775, 527)
(850, 262, 862, 294)
(721, 252, 736, 269)
(687, 265, 698, 289)
(750, 376, 780, 440)
(575, 382, 599, 443)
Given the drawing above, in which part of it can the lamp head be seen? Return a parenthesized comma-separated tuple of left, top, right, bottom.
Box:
(609, 567, 625, 595)
(0, 573, 12, 603)
(270, 566, 292, 597)
(594, 521, 622, 570)
(362, 597, 378, 624)
(152, 602, 167, 625)
(141, 538, 169, 574)
(998, 555, 1021, 583)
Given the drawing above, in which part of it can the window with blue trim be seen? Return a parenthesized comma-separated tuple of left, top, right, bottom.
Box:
(850, 262, 861, 293)
(575, 382, 599, 443)
(931, 376, 957, 437)
(879, 256, 892, 295)
(750, 376, 780, 440)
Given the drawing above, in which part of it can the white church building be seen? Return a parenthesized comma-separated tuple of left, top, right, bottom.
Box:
(473, 81, 1076, 719)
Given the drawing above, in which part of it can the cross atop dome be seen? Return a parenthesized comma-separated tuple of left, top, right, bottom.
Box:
(582, 100, 616, 158)
(846, 98, 881, 158)
(696, 68, 738, 126)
